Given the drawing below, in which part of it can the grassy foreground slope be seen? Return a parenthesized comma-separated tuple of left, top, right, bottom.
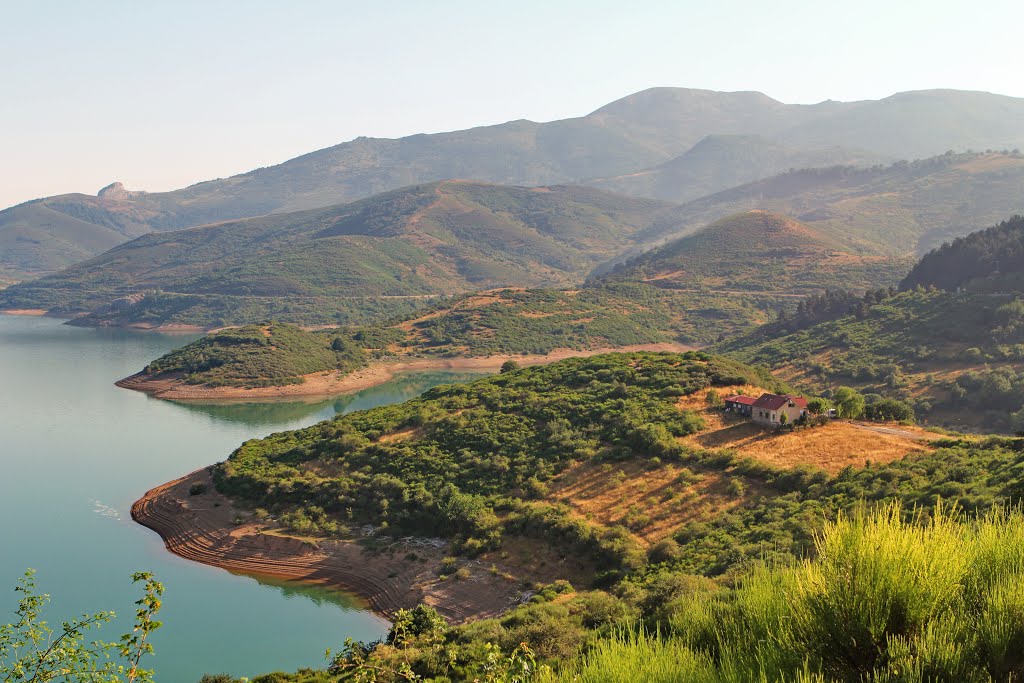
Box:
(0, 182, 671, 327)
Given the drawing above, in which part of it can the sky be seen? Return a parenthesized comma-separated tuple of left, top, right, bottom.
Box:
(2, 0, 1023, 209)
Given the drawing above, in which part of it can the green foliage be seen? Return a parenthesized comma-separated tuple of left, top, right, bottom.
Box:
(212, 352, 784, 562)
(0, 570, 163, 683)
(832, 387, 865, 419)
(540, 504, 1024, 682)
(902, 215, 1024, 292)
(716, 287, 1024, 431)
(864, 398, 915, 422)
(144, 322, 365, 388)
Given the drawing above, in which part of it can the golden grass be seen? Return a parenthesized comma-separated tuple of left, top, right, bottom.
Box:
(684, 413, 931, 474)
(676, 384, 769, 412)
(548, 459, 748, 546)
(377, 427, 423, 444)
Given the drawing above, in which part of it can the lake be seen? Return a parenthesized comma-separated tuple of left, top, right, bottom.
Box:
(0, 314, 486, 681)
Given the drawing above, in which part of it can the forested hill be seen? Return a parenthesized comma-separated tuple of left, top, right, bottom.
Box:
(901, 214, 1024, 291)
(601, 210, 910, 293)
(715, 217, 1024, 433)
(5, 88, 1024, 279)
(633, 152, 1024, 257)
(0, 182, 671, 327)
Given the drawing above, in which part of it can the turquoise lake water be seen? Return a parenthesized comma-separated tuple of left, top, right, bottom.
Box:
(0, 314, 486, 681)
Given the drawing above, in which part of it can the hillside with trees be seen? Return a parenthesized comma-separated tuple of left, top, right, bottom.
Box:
(176, 352, 1024, 681)
(129, 283, 769, 390)
(901, 214, 1024, 291)
(634, 151, 1024, 258)
(0, 182, 672, 327)
(601, 210, 910, 293)
(716, 217, 1024, 432)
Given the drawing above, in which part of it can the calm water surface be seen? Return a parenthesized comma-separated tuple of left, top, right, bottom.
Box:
(0, 315, 486, 681)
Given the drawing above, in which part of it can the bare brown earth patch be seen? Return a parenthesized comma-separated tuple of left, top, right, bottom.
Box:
(132, 470, 530, 623)
(548, 459, 747, 546)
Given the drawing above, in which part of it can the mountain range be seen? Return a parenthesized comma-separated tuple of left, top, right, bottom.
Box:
(4, 87, 1024, 280)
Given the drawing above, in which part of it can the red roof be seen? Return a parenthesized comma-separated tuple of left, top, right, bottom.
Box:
(724, 395, 758, 406)
(752, 393, 808, 411)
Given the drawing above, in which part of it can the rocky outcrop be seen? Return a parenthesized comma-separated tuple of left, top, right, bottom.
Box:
(97, 182, 145, 200)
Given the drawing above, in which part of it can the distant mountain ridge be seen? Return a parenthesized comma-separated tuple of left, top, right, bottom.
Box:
(4, 87, 1024, 278)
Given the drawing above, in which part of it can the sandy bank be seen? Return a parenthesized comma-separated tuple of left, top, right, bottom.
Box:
(132, 470, 526, 623)
(0, 309, 49, 316)
(116, 342, 694, 401)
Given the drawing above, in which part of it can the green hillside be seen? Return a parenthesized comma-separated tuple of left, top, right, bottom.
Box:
(638, 152, 1024, 257)
(604, 210, 910, 293)
(194, 351, 1024, 681)
(715, 217, 1024, 432)
(142, 323, 366, 388)
(132, 283, 754, 389)
(0, 182, 671, 327)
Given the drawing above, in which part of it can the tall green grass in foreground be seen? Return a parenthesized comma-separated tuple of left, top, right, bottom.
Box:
(546, 503, 1024, 682)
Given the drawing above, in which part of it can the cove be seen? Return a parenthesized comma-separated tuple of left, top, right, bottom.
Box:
(0, 314, 485, 681)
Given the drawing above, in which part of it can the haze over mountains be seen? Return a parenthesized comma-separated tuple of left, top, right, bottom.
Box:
(3, 87, 1024, 280)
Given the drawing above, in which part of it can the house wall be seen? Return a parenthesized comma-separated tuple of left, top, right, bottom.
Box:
(753, 404, 805, 425)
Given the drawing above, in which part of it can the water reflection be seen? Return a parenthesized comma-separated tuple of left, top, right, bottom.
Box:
(234, 572, 371, 610)
(164, 370, 491, 427)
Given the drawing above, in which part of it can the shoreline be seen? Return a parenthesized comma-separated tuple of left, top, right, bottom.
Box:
(116, 342, 694, 402)
(0, 308, 49, 316)
(131, 469, 526, 623)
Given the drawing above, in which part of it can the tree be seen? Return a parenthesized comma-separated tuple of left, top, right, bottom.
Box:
(1, 570, 163, 683)
(806, 397, 831, 415)
(500, 360, 520, 374)
(705, 389, 724, 408)
(864, 398, 915, 422)
(779, 412, 788, 426)
(833, 386, 865, 419)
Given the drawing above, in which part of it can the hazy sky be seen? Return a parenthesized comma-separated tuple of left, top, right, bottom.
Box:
(3, 0, 1022, 209)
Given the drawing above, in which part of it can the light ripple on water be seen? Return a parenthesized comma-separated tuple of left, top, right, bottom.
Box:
(90, 499, 121, 520)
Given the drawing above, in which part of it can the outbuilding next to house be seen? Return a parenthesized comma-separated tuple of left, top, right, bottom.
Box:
(724, 395, 757, 417)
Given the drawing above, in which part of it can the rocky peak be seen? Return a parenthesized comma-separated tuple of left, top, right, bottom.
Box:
(97, 182, 144, 200)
